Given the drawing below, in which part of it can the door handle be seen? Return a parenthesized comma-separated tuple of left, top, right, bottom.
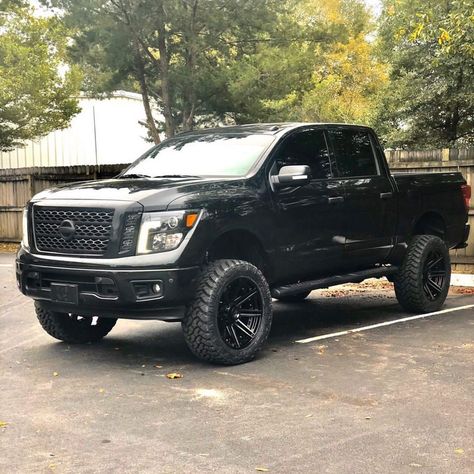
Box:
(380, 192, 393, 200)
(328, 196, 344, 204)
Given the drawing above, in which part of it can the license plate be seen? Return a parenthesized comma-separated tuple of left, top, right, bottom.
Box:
(51, 283, 79, 304)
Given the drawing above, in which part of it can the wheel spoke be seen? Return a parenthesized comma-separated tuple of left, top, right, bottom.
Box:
(424, 282, 434, 299)
(427, 278, 442, 295)
(429, 270, 446, 278)
(239, 309, 263, 318)
(232, 289, 257, 308)
(229, 325, 240, 348)
(427, 256, 443, 270)
(234, 319, 255, 338)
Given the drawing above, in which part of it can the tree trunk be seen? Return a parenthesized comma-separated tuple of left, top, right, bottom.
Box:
(181, 0, 198, 131)
(156, 16, 176, 138)
(136, 53, 161, 144)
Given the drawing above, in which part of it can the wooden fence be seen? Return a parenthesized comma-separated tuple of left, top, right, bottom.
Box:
(0, 164, 126, 241)
(385, 149, 474, 273)
(0, 149, 473, 272)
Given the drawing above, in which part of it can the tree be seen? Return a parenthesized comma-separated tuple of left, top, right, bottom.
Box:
(0, 3, 81, 151)
(224, 0, 387, 125)
(376, 0, 474, 148)
(48, 0, 286, 142)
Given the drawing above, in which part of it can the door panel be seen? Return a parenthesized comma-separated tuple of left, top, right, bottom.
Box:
(272, 179, 346, 280)
(327, 126, 397, 264)
(268, 128, 346, 281)
(342, 176, 397, 261)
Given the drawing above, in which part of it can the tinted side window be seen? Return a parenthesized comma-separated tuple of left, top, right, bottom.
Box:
(275, 129, 332, 180)
(328, 128, 378, 177)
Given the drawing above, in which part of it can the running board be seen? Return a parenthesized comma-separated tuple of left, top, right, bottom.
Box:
(271, 266, 399, 298)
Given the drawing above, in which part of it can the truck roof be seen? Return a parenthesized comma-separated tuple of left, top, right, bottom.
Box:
(178, 122, 373, 136)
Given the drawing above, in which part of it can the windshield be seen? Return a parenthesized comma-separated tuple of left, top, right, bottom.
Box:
(121, 133, 275, 178)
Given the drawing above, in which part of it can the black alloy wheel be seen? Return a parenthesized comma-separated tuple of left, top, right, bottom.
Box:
(394, 234, 451, 313)
(182, 259, 272, 365)
(422, 250, 447, 300)
(217, 276, 264, 349)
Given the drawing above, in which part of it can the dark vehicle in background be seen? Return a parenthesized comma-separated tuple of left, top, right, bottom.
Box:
(17, 123, 471, 364)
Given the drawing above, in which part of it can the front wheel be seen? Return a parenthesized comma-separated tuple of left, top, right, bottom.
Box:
(394, 235, 451, 313)
(182, 259, 272, 365)
(35, 302, 117, 343)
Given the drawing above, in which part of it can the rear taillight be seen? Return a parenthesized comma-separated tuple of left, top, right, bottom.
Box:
(461, 184, 471, 210)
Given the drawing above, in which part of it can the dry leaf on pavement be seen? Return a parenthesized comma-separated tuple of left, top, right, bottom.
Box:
(166, 373, 183, 379)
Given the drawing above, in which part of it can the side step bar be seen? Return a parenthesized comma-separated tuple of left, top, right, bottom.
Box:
(271, 266, 399, 298)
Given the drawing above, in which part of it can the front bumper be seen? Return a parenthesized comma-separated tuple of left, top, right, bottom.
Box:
(16, 251, 200, 321)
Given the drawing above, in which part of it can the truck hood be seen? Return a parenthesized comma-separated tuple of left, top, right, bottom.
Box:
(31, 177, 247, 211)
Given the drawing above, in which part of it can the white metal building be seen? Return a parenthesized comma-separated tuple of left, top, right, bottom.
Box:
(0, 91, 158, 169)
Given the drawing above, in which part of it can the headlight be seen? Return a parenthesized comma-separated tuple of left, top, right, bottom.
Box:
(136, 210, 201, 254)
(22, 207, 30, 249)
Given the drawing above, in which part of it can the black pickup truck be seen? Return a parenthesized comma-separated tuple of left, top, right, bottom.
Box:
(17, 123, 471, 364)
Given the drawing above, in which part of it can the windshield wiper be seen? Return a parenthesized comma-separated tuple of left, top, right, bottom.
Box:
(118, 173, 151, 179)
(152, 174, 201, 179)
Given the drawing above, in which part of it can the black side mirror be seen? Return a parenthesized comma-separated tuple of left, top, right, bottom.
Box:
(271, 165, 311, 187)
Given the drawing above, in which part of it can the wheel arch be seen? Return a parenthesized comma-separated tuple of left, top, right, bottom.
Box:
(412, 211, 447, 240)
(205, 229, 273, 281)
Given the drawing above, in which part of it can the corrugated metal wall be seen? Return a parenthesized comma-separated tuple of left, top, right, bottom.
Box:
(0, 93, 155, 169)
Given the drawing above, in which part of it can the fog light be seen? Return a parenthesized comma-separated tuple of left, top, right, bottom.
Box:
(152, 282, 162, 295)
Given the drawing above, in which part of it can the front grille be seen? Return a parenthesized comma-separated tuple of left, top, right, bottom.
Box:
(33, 207, 114, 255)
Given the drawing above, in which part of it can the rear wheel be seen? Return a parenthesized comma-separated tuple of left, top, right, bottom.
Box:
(35, 302, 117, 343)
(182, 259, 272, 365)
(394, 235, 451, 313)
(275, 290, 311, 303)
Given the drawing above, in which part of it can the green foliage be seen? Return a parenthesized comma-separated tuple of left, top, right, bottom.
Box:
(0, 4, 81, 151)
(230, 0, 387, 125)
(48, 0, 384, 139)
(375, 0, 474, 148)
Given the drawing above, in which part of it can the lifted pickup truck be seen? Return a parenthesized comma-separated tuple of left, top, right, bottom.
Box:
(17, 123, 471, 364)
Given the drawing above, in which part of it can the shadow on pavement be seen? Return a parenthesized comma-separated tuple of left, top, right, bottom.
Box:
(29, 294, 404, 370)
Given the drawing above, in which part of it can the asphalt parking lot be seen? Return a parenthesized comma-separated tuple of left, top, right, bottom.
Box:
(1, 252, 474, 473)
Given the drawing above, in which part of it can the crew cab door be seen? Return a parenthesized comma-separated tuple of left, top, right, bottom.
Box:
(269, 127, 346, 281)
(327, 126, 397, 264)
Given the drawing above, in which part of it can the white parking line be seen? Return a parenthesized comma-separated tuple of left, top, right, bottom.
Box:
(295, 304, 474, 344)
(0, 264, 13, 267)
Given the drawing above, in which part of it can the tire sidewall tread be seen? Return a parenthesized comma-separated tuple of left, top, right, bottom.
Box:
(182, 259, 272, 365)
(394, 235, 451, 313)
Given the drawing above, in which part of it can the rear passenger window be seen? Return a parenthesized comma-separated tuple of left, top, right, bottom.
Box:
(274, 129, 332, 180)
(328, 128, 378, 177)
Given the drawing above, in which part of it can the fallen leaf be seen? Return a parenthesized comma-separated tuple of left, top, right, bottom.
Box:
(166, 373, 183, 379)
(99, 388, 105, 393)
(0, 421, 8, 428)
(365, 416, 371, 420)
(255, 468, 269, 472)
(305, 414, 313, 418)
(141, 365, 146, 368)
(53, 372, 59, 377)
(154, 365, 163, 369)
(454, 448, 464, 455)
